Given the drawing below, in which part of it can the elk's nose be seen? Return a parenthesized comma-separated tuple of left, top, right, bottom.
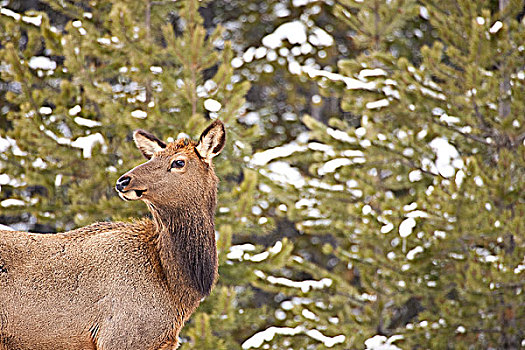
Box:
(116, 175, 131, 192)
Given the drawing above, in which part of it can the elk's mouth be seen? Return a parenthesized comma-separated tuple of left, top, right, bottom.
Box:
(118, 189, 147, 201)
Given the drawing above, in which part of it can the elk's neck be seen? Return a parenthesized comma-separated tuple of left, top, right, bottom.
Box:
(149, 203, 218, 298)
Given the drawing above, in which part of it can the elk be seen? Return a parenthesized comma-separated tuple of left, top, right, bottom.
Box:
(0, 120, 226, 350)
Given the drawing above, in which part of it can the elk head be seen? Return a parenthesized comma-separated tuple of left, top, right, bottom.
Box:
(115, 120, 226, 219)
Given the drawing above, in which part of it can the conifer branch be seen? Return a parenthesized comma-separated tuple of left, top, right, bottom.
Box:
(429, 118, 492, 147)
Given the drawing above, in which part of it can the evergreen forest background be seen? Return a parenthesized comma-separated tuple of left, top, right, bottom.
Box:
(0, 0, 524, 348)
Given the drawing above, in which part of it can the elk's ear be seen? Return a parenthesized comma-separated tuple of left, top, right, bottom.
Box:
(133, 129, 166, 159)
(195, 120, 226, 163)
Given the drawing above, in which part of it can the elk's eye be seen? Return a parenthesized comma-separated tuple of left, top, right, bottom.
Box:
(171, 159, 185, 169)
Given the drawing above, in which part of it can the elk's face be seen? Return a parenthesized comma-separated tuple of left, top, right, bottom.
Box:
(115, 120, 225, 207)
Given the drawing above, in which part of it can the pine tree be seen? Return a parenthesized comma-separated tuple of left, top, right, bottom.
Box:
(2, 0, 524, 348)
(249, 0, 524, 348)
(0, 0, 296, 348)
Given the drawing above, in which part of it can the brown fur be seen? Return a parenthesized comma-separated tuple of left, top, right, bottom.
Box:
(0, 120, 226, 349)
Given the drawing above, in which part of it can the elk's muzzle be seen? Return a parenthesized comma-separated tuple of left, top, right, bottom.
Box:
(116, 175, 146, 201)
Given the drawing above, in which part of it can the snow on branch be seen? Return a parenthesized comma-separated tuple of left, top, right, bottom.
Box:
(0, 7, 42, 26)
(250, 143, 307, 166)
(302, 66, 377, 90)
(242, 325, 345, 349)
(254, 270, 332, 293)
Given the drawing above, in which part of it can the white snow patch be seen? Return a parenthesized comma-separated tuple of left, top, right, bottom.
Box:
(251, 143, 307, 166)
(42, 128, 71, 145)
(262, 21, 307, 49)
(355, 127, 366, 137)
(318, 158, 352, 175)
(243, 47, 256, 62)
(399, 218, 416, 237)
(32, 157, 46, 169)
(97, 38, 111, 45)
(407, 246, 424, 260)
(262, 162, 306, 188)
(28, 56, 56, 70)
(288, 60, 302, 75)
(1, 7, 21, 21)
(242, 326, 344, 349)
(55, 174, 63, 187)
(366, 99, 389, 109)
(248, 251, 270, 262)
(362, 204, 372, 215)
(1, 199, 25, 207)
(382, 85, 400, 99)
(2, 7, 40, 26)
(309, 27, 334, 46)
(306, 329, 345, 347)
(39, 106, 52, 115)
(227, 244, 256, 260)
(365, 335, 403, 350)
(409, 170, 422, 182)
(308, 179, 344, 191)
(406, 210, 429, 218)
(455, 169, 466, 187)
(358, 68, 387, 79)
(403, 202, 417, 211)
(240, 112, 260, 125)
(0, 136, 27, 156)
(204, 98, 222, 112)
(68, 105, 81, 116)
(381, 223, 394, 234)
(292, 0, 318, 6)
(308, 142, 335, 156)
(303, 66, 377, 90)
(419, 6, 429, 20)
(342, 149, 365, 157)
(255, 47, 268, 59)
(131, 109, 147, 119)
(265, 275, 332, 292)
(301, 219, 332, 227)
(474, 175, 484, 186)
(429, 138, 463, 177)
(22, 14, 42, 26)
(150, 66, 163, 74)
(514, 263, 525, 274)
(257, 269, 332, 293)
(269, 240, 283, 254)
(231, 57, 243, 68)
(242, 326, 301, 349)
(440, 114, 460, 124)
(296, 198, 318, 208)
(74, 117, 101, 128)
(327, 128, 356, 143)
(420, 86, 446, 100)
(0, 174, 10, 185)
(70, 133, 106, 158)
(302, 309, 317, 320)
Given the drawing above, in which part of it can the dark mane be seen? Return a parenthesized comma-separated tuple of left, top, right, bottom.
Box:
(150, 204, 218, 297)
(172, 220, 217, 296)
